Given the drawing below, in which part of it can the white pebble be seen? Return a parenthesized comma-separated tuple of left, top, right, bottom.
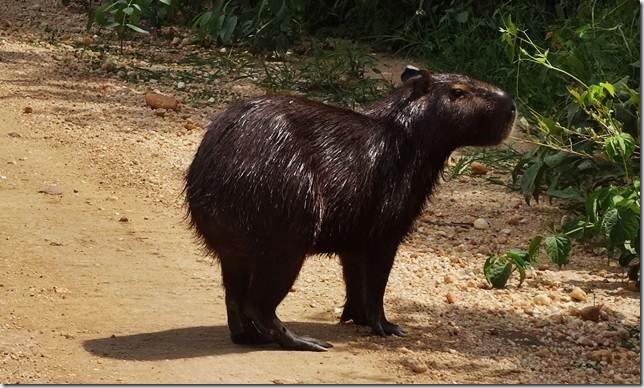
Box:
(534, 294, 551, 305)
(570, 287, 587, 302)
(473, 218, 490, 230)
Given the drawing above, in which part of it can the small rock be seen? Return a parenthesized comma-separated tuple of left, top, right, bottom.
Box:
(446, 292, 456, 304)
(184, 122, 200, 131)
(154, 109, 166, 117)
(171, 37, 181, 45)
(180, 37, 191, 47)
(126, 70, 137, 78)
(533, 294, 551, 306)
(579, 304, 604, 322)
(500, 228, 511, 235)
(117, 70, 126, 78)
(8, 131, 21, 137)
(219, 47, 227, 53)
(118, 216, 129, 223)
(145, 92, 178, 111)
(400, 357, 427, 374)
(473, 218, 490, 230)
(570, 287, 587, 302)
(177, 81, 186, 89)
(444, 274, 454, 284)
(23, 106, 33, 114)
(577, 336, 595, 346)
(470, 161, 488, 174)
(100, 59, 114, 72)
(587, 349, 612, 362)
(435, 230, 449, 238)
(207, 97, 215, 103)
(272, 379, 299, 384)
(49, 241, 63, 246)
(53, 286, 70, 294)
(38, 184, 62, 196)
(507, 215, 522, 225)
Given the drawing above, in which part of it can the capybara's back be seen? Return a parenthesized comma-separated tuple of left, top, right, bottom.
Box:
(186, 95, 413, 255)
(185, 66, 515, 351)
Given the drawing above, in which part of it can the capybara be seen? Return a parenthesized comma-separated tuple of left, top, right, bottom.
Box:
(185, 66, 516, 351)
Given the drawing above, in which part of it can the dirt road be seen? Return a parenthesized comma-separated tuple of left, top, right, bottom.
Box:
(0, 1, 639, 384)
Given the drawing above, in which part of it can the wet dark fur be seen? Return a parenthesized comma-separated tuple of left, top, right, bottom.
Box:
(184, 69, 515, 351)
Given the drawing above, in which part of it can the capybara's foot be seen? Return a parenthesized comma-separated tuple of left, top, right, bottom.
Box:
(340, 302, 368, 325)
(230, 330, 273, 345)
(370, 318, 406, 337)
(278, 334, 332, 352)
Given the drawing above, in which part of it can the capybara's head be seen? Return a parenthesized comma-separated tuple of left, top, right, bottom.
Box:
(398, 66, 515, 148)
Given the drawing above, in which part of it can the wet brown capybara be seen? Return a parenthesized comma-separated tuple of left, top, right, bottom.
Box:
(185, 66, 516, 351)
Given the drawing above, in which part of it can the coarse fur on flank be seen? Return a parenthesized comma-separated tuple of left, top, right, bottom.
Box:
(184, 68, 515, 351)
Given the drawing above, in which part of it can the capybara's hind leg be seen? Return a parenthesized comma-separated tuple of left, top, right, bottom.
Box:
(339, 254, 368, 325)
(242, 255, 333, 351)
(363, 245, 406, 337)
(220, 258, 272, 345)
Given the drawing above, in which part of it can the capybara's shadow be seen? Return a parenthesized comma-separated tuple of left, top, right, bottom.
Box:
(83, 321, 363, 360)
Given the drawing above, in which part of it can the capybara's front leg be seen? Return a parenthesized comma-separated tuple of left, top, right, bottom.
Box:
(363, 244, 406, 337)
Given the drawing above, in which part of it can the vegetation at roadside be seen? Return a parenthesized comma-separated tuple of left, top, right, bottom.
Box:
(80, 0, 640, 289)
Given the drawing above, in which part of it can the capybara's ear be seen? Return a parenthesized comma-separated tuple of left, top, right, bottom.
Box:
(401, 65, 421, 82)
(413, 70, 432, 94)
(402, 66, 432, 94)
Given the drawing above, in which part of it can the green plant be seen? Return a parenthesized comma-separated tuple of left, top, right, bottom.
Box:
(192, 0, 238, 44)
(87, 0, 174, 52)
(260, 39, 391, 108)
(486, 3, 640, 286)
(446, 146, 521, 182)
(484, 249, 531, 289)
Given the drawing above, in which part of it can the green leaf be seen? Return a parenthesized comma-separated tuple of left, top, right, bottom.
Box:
(543, 152, 567, 168)
(507, 250, 529, 286)
(561, 217, 591, 239)
(484, 255, 513, 289)
(601, 206, 639, 244)
(122, 6, 134, 15)
(520, 159, 544, 203)
(506, 249, 529, 263)
(604, 133, 635, 162)
(219, 15, 237, 43)
(125, 23, 149, 34)
(456, 10, 469, 23)
(600, 82, 615, 97)
(514, 260, 526, 286)
(528, 235, 544, 263)
(547, 187, 584, 201)
(544, 234, 572, 268)
(158, 0, 172, 5)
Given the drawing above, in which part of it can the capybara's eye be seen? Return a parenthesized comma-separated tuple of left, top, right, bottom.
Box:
(450, 88, 467, 99)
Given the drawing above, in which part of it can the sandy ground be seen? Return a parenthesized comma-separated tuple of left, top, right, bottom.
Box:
(0, 1, 640, 384)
